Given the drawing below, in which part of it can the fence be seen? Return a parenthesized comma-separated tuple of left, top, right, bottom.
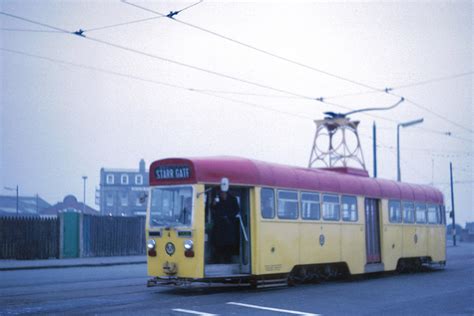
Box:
(0, 214, 146, 259)
(82, 215, 146, 257)
(0, 216, 59, 259)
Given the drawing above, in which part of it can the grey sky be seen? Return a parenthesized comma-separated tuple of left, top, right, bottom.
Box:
(0, 1, 472, 224)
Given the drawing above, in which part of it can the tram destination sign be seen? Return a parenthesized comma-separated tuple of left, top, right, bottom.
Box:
(154, 165, 191, 180)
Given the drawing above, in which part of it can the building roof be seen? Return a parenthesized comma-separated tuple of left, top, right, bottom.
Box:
(149, 156, 444, 204)
(0, 195, 51, 216)
(42, 195, 99, 215)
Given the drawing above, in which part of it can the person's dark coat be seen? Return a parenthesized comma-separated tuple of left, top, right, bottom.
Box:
(211, 194, 240, 247)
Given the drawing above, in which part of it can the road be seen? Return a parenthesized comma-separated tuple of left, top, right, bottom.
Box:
(1, 243, 473, 315)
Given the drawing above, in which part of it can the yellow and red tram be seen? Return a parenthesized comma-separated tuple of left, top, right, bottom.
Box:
(145, 157, 446, 287)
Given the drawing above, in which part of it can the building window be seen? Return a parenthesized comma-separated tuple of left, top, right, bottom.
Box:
(106, 193, 114, 206)
(260, 188, 275, 219)
(301, 192, 320, 220)
(342, 195, 357, 222)
(322, 194, 340, 221)
(415, 203, 427, 223)
(277, 190, 298, 219)
(403, 201, 415, 223)
(389, 200, 402, 223)
(121, 174, 129, 185)
(106, 174, 114, 185)
(135, 175, 143, 185)
(120, 192, 128, 206)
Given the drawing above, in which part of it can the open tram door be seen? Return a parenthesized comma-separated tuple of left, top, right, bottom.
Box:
(203, 179, 251, 277)
(365, 198, 384, 272)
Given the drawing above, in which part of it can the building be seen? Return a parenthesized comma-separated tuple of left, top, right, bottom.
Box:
(41, 195, 99, 217)
(0, 195, 51, 217)
(96, 159, 149, 216)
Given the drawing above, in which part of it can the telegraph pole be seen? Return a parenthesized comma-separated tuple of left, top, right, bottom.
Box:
(82, 176, 88, 214)
(449, 162, 456, 246)
(373, 121, 377, 178)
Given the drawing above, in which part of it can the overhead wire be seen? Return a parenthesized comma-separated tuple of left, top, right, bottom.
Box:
(0, 27, 63, 33)
(82, 16, 164, 33)
(122, 0, 474, 135)
(1, 10, 472, 141)
(3, 46, 470, 187)
(81, 1, 203, 33)
(121, 0, 387, 94)
(0, 10, 358, 114)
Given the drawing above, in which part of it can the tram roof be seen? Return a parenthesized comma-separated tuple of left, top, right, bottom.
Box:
(149, 156, 443, 204)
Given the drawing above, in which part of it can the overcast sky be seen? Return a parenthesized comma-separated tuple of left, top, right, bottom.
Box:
(0, 0, 472, 224)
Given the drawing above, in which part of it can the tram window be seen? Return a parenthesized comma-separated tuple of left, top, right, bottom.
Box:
(342, 195, 358, 222)
(439, 205, 446, 224)
(322, 194, 340, 221)
(261, 188, 275, 219)
(301, 192, 320, 220)
(415, 203, 427, 223)
(277, 190, 299, 219)
(402, 201, 415, 223)
(427, 204, 438, 224)
(389, 200, 402, 223)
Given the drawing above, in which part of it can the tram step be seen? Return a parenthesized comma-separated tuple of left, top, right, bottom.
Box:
(256, 278, 288, 288)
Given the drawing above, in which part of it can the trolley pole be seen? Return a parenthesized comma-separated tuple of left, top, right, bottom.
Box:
(449, 162, 456, 246)
(373, 121, 377, 178)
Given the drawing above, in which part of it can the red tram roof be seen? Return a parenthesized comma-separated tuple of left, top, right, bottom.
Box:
(149, 156, 443, 204)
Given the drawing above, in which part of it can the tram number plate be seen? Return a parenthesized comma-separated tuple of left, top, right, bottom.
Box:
(155, 166, 191, 180)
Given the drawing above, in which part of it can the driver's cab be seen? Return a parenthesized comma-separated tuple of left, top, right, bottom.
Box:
(203, 178, 251, 277)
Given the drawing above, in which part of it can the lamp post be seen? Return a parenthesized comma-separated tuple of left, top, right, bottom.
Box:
(397, 118, 424, 181)
(4, 185, 19, 216)
(82, 176, 88, 213)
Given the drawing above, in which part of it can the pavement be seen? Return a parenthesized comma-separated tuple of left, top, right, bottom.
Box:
(0, 255, 146, 271)
(0, 240, 462, 271)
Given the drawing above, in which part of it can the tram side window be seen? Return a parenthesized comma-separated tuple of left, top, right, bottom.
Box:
(322, 194, 340, 221)
(402, 201, 415, 223)
(439, 205, 446, 224)
(342, 195, 358, 222)
(277, 190, 299, 219)
(389, 200, 402, 223)
(427, 204, 438, 224)
(301, 192, 320, 220)
(260, 188, 275, 219)
(415, 203, 427, 224)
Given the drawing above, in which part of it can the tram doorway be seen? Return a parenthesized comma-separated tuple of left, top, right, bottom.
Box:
(365, 198, 381, 264)
(204, 186, 251, 276)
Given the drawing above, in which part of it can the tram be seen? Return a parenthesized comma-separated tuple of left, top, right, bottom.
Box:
(145, 156, 446, 287)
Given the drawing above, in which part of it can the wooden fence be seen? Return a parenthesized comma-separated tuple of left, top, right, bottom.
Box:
(0, 216, 59, 259)
(81, 215, 146, 257)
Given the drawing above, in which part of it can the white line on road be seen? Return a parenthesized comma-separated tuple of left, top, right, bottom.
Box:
(227, 302, 320, 316)
(172, 308, 218, 316)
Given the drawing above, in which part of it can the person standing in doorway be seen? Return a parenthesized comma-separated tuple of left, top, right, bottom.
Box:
(211, 189, 240, 263)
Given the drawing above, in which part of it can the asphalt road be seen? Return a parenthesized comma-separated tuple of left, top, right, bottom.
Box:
(1, 243, 473, 315)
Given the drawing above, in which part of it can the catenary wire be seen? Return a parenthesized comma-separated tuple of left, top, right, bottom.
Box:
(121, 1, 474, 135)
(82, 16, 164, 33)
(2, 10, 472, 138)
(3, 46, 471, 187)
(0, 27, 63, 33)
(82, 1, 202, 33)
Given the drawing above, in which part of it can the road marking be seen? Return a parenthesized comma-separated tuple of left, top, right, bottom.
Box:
(227, 302, 320, 315)
(172, 308, 218, 316)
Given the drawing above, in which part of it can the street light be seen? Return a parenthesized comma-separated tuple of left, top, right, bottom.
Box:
(397, 118, 424, 181)
(4, 185, 19, 216)
(82, 176, 88, 214)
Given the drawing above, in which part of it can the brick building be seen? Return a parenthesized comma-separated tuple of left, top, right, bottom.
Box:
(96, 159, 149, 216)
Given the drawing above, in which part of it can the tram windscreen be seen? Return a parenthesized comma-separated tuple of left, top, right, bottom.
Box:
(149, 186, 193, 228)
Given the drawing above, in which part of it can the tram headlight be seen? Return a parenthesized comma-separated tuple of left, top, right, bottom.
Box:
(184, 239, 193, 250)
(147, 239, 156, 250)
